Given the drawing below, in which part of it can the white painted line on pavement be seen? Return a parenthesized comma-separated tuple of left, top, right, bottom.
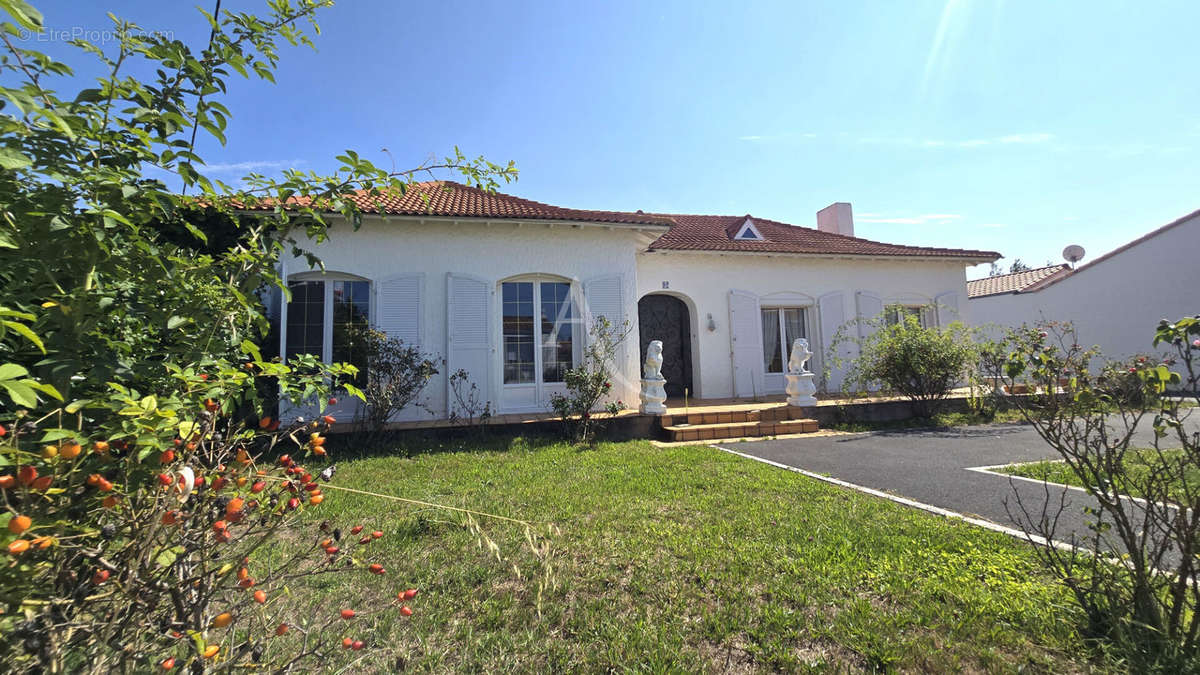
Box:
(711, 444, 1079, 553)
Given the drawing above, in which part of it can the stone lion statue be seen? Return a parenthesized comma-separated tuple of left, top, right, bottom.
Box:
(644, 340, 664, 380)
(787, 338, 813, 374)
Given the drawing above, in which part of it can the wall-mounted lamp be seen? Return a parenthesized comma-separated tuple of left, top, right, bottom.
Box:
(706, 313, 717, 332)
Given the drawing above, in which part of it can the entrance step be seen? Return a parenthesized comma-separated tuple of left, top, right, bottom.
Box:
(661, 404, 810, 428)
(662, 414, 820, 442)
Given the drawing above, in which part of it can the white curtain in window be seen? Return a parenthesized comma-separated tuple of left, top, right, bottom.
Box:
(761, 309, 782, 373)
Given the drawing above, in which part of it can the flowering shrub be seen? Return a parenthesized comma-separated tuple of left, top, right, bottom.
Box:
(992, 317, 1200, 668)
(0, 353, 432, 671)
(548, 317, 630, 443)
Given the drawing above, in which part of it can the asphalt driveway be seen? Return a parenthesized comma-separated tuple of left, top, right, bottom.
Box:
(717, 419, 1197, 555)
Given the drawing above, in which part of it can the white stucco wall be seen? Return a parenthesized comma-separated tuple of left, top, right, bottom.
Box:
(279, 215, 977, 419)
(635, 251, 971, 399)
(970, 213, 1199, 361)
(280, 217, 651, 419)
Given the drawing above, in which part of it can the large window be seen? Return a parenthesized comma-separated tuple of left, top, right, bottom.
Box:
(761, 307, 807, 374)
(502, 279, 574, 385)
(285, 277, 370, 385)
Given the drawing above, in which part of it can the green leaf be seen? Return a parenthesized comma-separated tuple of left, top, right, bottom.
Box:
(0, 146, 30, 170)
(1, 379, 38, 407)
(0, 362, 29, 380)
(39, 428, 77, 442)
(166, 315, 189, 330)
(240, 339, 262, 362)
(0, 0, 43, 31)
(3, 319, 44, 352)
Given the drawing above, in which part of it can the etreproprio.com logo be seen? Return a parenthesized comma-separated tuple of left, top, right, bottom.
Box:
(18, 27, 174, 44)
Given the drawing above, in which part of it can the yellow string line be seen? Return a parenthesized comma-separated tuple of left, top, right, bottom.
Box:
(304, 481, 535, 527)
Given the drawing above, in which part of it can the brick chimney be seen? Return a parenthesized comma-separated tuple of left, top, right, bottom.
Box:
(816, 202, 854, 237)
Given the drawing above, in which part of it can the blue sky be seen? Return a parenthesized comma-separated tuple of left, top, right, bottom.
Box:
(21, 0, 1200, 278)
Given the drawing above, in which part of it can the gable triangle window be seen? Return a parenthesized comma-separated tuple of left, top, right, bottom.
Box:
(733, 218, 763, 241)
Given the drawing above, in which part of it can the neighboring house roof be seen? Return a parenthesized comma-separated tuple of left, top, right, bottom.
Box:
(967, 206, 1200, 298)
(646, 213, 999, 261)
(966, 264, 1072, 298)
(243, 180, 1000, 261)
(1019, 206, 1200, 293)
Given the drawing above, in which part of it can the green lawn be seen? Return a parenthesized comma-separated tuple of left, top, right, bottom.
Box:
(997, 448, 1200, 504)
(271, 436, 1101, 672)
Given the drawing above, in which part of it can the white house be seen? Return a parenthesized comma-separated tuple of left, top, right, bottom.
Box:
(262, 182, 998, 421)
(968, 207, 1200, 360)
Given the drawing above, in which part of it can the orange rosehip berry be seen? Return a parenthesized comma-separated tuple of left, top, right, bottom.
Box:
(368, 563, 384, 575)
(340, 609, 355, 619)
(102, 495, 119, 509)
(275, 623, 289, 636)
(161, 656, 176, 670)
(203, 645, 219, 659)
(60, 441, 82, 459)
(31, 535, 53, 549)
(225, 497, 245, 516)
(342, 637, 353, 649)
(92, 569, 110, 584)
(9, 514, 31, 534)
(93, 440, 110, 453)
(17, 465, 37, 486)
(400, 605, 414, 616)
(253, 590, 266, 604)
(0, 475, 14, 489)
(308, 494, 324, 505)
(8, 539, 30, 555)
(258, 416, 272, 429)
(323, 415, 336, 425)
(371, 531, 383, 539)
(32, 476, 52, 491)
(350, 525, 363, 534)
(211, 612, 233, 628)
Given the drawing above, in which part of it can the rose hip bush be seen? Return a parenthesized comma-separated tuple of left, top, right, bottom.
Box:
(0, 355, 425, 672)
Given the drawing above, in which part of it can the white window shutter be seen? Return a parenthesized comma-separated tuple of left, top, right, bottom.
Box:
(855, 291, 884, 340)
(446, 273, 493, 416)
(728, 289, 763, 398)
(934, 291, 960, 326)
(583, 274, 625, 366)
(817, 291, 848, 392)
(376, 274, 424, 347)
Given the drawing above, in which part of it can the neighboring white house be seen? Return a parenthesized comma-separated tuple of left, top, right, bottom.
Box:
(260, 182, 998, 421)
(968, 208, 1200, 360)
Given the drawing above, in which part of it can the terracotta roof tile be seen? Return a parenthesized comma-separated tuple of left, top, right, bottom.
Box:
(244, 181, 1000, 260)
(966, 264, 1072, 298)
(243, 180, 675, 227)
(646, 213, 1000, 260)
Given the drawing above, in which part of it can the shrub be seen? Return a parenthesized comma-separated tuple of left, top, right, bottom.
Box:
(352, 328, 440, 436)
(0, 0, 516, 670)
(994, 317, 1200, 668)
(0, 355, 435, 672)
(448, 368, 493, 432)
(548, 317, 630, 443)
(833, 312, 978, 418)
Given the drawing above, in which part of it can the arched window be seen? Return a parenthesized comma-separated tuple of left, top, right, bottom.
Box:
(285, 272, 371, 384)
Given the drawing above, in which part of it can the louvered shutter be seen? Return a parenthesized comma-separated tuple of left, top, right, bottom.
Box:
(855, 291, 884, 339)
(934, 291, 960, 326)
(446, 274, 493, 416)
(817, 291, 848, 392)
(729, 289, 763, 398)
(376, 274, 423, 346)
(583, 274, 625, 369)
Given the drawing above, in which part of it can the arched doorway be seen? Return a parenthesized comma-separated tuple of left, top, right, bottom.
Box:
(638, 294, 693, 399)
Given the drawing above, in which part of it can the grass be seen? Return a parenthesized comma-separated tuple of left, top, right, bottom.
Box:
(996, 448, 1200, 504)
(268, 435, 1103, 672)
(826, 407, 1028, 433)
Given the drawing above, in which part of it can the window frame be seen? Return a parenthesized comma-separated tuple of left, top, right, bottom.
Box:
(760, 305, 809, 374)
(283, 271, 372, 365)
(884, 304, 931, 328)
(499, 275, 581, 389)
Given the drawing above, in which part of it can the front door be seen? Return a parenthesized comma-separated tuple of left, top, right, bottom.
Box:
(638, 294, 693, 399)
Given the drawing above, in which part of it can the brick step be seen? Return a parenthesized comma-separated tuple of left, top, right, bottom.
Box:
(661, 405, 809, 428)
(663, 418, 820, 442)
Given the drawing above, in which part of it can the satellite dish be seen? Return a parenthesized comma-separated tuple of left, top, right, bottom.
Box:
(1062, 244, 1085, 266)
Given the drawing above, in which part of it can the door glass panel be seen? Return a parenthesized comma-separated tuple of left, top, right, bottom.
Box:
(761, 308, 782, 373)
(502, 282, 535, 384)
(540, 282, 573, 383)
(286, 280, 325, 360)
(331, 280, 371, 386)
(783, 308, 806, 344)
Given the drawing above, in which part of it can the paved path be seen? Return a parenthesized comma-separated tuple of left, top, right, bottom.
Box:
(719, 419, 1197, 556)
